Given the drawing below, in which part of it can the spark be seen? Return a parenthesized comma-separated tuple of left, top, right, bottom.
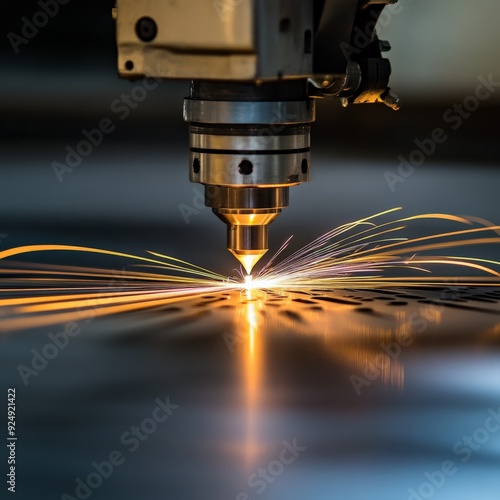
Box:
(0, 208, 499, 331)
(250, 208, 500, 289)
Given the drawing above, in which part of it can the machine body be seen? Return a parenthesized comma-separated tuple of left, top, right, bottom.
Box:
(114, 0, 399, 273)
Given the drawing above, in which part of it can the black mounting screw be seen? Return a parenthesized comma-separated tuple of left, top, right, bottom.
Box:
(192, 158, 201, 174)
(301, 158, 309, 174)
(238, 160, 253, 176)
(135, 17, 157, 42)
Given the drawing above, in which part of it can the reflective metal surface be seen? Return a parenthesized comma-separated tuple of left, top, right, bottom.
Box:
(184, 100, 315, 125)
(2, 274, 500, 499)
(189, 151, 309, 186)
(190, 132, 311, 152)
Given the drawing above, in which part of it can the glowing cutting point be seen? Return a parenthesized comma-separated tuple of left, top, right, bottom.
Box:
(243, 274, 262, 292)
(231, 251, 267, 275)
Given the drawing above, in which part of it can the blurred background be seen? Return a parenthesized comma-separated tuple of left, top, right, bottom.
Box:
(1, 2, 500, 499)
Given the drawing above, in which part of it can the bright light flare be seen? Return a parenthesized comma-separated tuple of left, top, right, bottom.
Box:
(242, 274, 285, 291)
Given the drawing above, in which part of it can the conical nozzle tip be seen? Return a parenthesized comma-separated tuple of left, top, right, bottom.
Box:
(229, 250, 267, 275)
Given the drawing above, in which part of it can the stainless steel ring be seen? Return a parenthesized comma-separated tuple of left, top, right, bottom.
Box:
(190, 133, 310, 151)
(206, 186, 289, 210)
(183, 99, 315, 125)
(189, 152, 310, 186)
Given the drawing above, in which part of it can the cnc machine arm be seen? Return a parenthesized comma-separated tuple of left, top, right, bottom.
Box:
(114, 0, 399, 273)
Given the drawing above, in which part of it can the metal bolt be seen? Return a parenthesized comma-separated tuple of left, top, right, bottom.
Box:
(383, 92, 401, 111)
(135, 17, 158, 42)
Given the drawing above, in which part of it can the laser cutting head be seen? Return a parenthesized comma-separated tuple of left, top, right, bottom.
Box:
(114, 0, 398, 273)
(184, 82, 313, 274)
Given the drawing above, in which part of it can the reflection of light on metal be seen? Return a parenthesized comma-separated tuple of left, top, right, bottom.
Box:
(306, 305, 446, 392)
(419, 304, 443, 325)
(485, 324, 500, 341)
(239, 289, 264, 468)
(337, 339, 405, 390)
(245, 291, 258, 354)
(336, 324, 405, 387)
(495, 325, 500, 337)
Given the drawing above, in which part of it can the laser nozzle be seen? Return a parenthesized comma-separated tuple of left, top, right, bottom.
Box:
(206, 187, 290, 275)
(230, 251, 267, 275)
(227, 224, 268, 274)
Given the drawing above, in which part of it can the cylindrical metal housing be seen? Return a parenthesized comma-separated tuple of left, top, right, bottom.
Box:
(183, 81, 315, 273)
